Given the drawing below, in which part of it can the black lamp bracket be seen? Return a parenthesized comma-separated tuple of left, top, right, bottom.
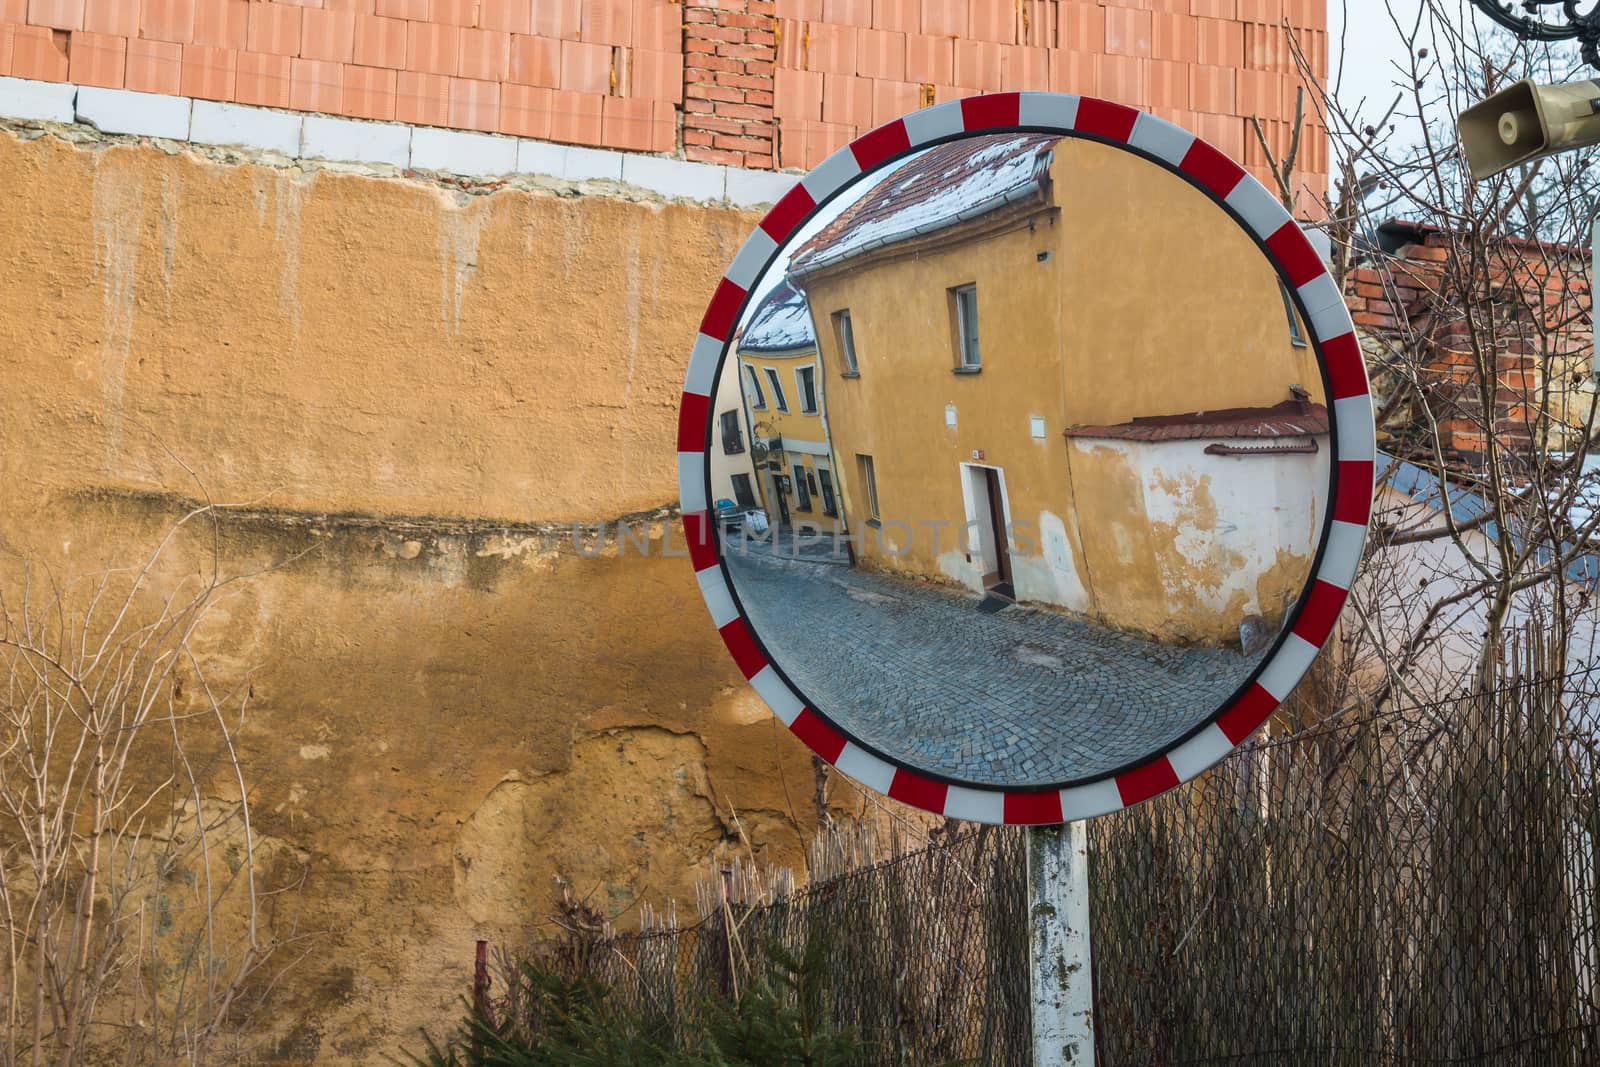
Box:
(1472, 1, 1600, 70)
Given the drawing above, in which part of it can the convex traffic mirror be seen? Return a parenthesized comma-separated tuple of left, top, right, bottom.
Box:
(679, 95, 1373, 824)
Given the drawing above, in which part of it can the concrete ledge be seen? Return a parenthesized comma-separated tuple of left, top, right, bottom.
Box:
(513, 138, 567, 177)
(411, 126, 517, 175)
(76, 85, 191, 140)
(0, 75, 802, 207)
(191, 100, 302, 157)
(727, 167, 802, 208)
(0, 76, 73, 123)
(621, 154, 721, 201)
(564, 145, 624, 182)
(301, 114, 410, 167)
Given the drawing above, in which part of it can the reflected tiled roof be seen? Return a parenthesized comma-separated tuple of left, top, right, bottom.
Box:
(789, 133, 1060, 276)
(1063, 400, 1331, 441)
(737, 280, 815, 353)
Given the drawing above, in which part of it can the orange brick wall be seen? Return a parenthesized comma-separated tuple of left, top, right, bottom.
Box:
(773, 0, 1326, 196)
(1, 0, 1327, 200)
(1347, 228, 1592, 461)
(0, 0, 683, 151)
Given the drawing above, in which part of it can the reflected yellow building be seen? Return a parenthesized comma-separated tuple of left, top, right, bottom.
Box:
(790, 135, 1329, 645)
(708, 349, 761, 522)
(735, 281, 843, 534)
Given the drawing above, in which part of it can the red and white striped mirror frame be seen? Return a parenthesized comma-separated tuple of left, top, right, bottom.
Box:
(675, 92, 1374, 825)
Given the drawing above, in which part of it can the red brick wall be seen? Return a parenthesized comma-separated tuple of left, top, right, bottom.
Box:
(683, 0, 775, 168)
(1, 0, 1328, 202)
(1347, 229, 1591, 461)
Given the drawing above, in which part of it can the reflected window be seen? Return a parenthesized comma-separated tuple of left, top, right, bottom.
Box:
(792, 464, 812, 510)
(1279, 281, 1307, 347)
(833, 310, 859, 375)
(953, 284, 980, 370)
(744, 364, 767, 409)
(818, 467, 837, 516)
(857, 454, 880, 522)
(730, 472, 757, 509)
(764, 367, 789, 412)
(719, 409, 744, 454)
(796, 365, 819, 414)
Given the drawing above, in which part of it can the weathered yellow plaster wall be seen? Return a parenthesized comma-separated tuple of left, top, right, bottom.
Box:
(1, 132, 730, 521)
(804, 210, 1073, 574)
(1049, 139, 1324, 424)
(0, 127, 861, 1064)
(802, 138, 1324, 642)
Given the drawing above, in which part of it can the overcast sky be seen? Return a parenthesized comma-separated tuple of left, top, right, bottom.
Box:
(1329, 0, 1594, 130)
(1329, 0, 1423, 131)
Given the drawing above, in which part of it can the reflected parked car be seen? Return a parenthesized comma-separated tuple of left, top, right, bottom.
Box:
(715, 499, 768, 536)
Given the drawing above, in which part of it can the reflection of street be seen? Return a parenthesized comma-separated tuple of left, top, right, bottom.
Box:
(773, 133, 1330, 648)
(725, 549, 1259, 786)
(725, 525, 848, 566)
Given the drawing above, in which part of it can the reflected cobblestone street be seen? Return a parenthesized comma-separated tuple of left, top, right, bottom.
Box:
(724, 549, 1261, 786)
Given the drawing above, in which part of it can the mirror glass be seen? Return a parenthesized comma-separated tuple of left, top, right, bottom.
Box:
(706, 131, 1331, 790)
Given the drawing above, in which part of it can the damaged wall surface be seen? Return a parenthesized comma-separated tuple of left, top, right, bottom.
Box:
(0, 125, 860, 1063)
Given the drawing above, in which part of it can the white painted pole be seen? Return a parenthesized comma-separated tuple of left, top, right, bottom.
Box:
(1027, 820, 1095, 1066)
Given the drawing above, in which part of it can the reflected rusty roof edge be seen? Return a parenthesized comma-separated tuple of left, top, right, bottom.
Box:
(1064, 400, 1331, 442)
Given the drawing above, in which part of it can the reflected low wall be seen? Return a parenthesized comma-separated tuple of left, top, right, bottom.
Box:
(1064, 435, 1330, 645)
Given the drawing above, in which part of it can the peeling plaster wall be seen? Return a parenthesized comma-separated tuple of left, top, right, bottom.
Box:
(1065, 436, 1328, 643)
(0, 128, 855, 1064)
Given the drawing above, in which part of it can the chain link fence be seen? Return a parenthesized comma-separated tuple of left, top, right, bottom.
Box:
(516, 646, 1600, 1064)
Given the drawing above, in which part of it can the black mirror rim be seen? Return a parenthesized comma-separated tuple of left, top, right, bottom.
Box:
(677, 92, 1374, 825)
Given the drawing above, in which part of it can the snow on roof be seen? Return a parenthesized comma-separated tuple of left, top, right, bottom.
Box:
(789, 133, 1059, 277)
(737, 280, 815, 353)
(1381, 452, 1600, 587)
(1568, 454, 1600, 535)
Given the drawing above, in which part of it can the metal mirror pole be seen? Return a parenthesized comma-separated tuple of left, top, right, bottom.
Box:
(1026, 821, 1095, 1066)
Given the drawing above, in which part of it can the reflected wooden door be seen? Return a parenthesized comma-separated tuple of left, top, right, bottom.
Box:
(984, 467, 1012, 590)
